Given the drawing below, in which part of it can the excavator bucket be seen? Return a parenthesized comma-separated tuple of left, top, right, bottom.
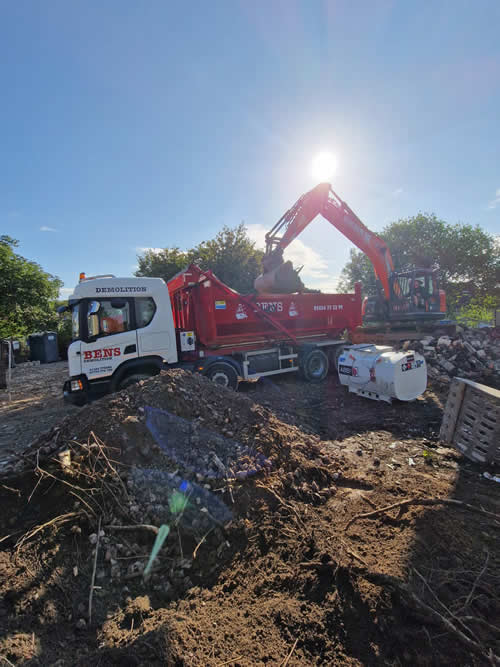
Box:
(254, 260, 304, 294)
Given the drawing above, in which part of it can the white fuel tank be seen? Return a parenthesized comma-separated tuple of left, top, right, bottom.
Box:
(337, 344, 427, 403)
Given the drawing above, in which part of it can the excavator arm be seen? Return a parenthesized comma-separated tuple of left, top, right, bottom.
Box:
(257, 183, 394, 299)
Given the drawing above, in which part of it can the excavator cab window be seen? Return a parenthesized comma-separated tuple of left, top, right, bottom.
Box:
(413, 272, 437, 296)
(409, 275, 424, 308)
(428, 274, 439, 296)
(391, 275, 411, 299)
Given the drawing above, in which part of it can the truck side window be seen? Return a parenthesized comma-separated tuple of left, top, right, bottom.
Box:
(87, 300, 131, 338)
(135, 297, 156, 328)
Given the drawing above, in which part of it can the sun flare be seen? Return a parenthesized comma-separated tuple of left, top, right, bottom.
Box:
(311, 151, 337, 182)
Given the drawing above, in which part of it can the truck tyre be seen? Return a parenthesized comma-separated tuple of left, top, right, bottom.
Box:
(118, 372, 154, 390)
(300, 349, 329, 383)
(205, 362, 238, 390)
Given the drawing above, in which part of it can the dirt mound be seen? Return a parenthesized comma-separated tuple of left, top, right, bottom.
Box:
(1, 370, 499, 665)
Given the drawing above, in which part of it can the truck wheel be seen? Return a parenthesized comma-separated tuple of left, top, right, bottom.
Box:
(118, 372, 153, 390)
(205, 362, 238, 390)
(300, 349, 329, 383)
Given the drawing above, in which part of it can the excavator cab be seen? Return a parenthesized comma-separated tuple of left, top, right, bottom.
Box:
(363, 269, 446, 326)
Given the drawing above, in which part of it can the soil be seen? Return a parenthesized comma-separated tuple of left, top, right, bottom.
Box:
(0, 361, 77, 469)
(0, 367, 499, 666)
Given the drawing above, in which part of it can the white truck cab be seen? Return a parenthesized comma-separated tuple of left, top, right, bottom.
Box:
(62, 274, 178, 404)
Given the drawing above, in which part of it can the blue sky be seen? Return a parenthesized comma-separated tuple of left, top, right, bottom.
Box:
(1, 0, 499, 297)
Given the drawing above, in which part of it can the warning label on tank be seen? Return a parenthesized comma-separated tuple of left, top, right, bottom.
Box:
(401, 359, 424, 372)
(338, 364, 352, 375)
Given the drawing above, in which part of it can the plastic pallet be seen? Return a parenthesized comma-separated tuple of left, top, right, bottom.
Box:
(440, 378, 500, 465)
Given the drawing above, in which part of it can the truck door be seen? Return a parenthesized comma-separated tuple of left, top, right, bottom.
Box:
(80, 298, 138, 381)
(136, 295, 178, 363)
(68, 340, 82, 375)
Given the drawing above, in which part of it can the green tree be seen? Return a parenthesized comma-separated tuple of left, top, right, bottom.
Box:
(455, 295, 497, 327)
(339, 215, 500, 314)
(190, 224, 264, 293)
(135, 247, 190, 285)
(0, 236, 62, 339)
(135, 224, 264, 293)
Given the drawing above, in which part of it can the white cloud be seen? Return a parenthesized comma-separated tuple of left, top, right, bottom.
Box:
(246, 223, 339, 292)
(245, 223, 267, 249)
(136, 246, 163, 254)
(59, 287, 73, 298)
(310, 275, 342, 292)
(392, 187, 403, 196)
(40, 225, 57, 232)
(488, 188, 500, 209)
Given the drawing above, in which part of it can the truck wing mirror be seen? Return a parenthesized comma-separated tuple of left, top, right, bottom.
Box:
(57, 305, 69, 314)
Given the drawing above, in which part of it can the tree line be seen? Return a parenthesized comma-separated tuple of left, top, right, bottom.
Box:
(2, 215, 498, 342)
(338, 213, 499, 318)
(0, 236, 61, 340)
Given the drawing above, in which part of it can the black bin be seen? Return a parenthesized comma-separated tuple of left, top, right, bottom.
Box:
(0, 340, 9, 389)
(28, 332, 59, 363)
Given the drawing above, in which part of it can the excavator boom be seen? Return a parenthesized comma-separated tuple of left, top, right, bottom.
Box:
(255, 183, 446, 328)
(258, 183, 394, 299)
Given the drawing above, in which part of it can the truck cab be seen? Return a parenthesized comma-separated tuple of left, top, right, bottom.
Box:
(62, 274, 178, 404)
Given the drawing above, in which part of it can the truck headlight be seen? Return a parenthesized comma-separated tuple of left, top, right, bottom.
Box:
(71, 379, 83, 392)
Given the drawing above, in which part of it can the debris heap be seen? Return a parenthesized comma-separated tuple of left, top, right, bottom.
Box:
(417, 327, 500, 387)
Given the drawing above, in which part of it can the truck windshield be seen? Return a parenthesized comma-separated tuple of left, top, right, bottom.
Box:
(71, 304, 80, 341)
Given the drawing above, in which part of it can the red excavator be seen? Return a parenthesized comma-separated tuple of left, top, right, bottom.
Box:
(254, 182, 446, 327)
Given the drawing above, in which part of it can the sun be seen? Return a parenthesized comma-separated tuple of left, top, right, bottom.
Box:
(311, 151, 338, 182)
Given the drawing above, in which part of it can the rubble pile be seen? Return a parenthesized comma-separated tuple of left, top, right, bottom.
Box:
(417, 327, 500, 386)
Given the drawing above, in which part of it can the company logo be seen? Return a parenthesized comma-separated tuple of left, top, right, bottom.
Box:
(235, 304, 248, 320)
(95, 286, 147, 293)
(83, 347, 121, 361)
(256, 301, 283, 313)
